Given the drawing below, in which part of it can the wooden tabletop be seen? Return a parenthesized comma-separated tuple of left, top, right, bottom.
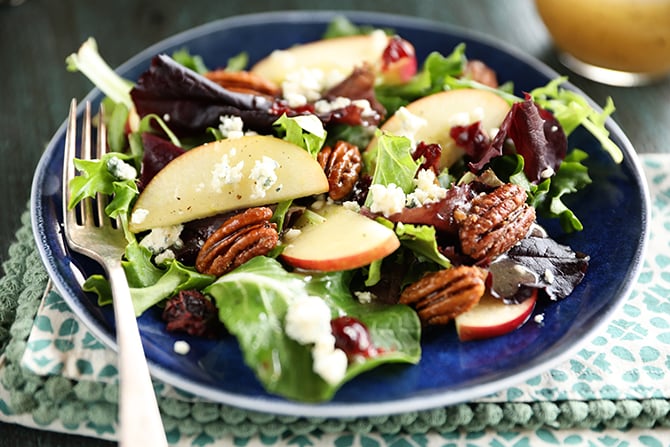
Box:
(1, 0, 669, 445)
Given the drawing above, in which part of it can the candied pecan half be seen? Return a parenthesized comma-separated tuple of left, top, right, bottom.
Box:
(317, 140, 363, 201)
(195, 207, 278, 276)
(162, 289, 224, 338)
(204, 70, 281, 97)
(399, 266, 487, 326)
(463, 60, 499, 88)
(456, 183, 535, 261)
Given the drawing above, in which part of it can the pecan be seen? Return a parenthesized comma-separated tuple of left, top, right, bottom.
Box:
(204, 70, 280, 97)
(317, 141, 362, 201)
(463, 60, 498, 88)
(456, 183, 535, 261)
(195, 207, 278, 276)
(399, 266, 487, 326)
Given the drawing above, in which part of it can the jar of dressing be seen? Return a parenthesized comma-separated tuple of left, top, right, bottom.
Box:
(534, 0, 670, 86)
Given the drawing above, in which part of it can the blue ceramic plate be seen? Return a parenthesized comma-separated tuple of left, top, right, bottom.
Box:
(31, 11, 649, 417)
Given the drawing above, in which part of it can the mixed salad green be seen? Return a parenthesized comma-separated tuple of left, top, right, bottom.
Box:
(66, 17, 621, 402)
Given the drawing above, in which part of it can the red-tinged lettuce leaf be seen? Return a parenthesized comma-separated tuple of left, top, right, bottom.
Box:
(130, 55, 277, 136)
(488, 234, 589, 302)
(380, 183, 475, 234)
(461, 97, 567, 184)
(138, 132, 185, 189)
(205, 256, 421, 403)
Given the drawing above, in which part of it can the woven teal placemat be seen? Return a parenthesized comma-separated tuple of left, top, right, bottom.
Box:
(4, 149, 670, 447)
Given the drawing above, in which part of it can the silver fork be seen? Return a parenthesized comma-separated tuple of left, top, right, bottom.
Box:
(62, 99, 168, 447)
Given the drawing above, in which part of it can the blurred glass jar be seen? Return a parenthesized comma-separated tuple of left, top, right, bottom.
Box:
(534, 0, 670, 86)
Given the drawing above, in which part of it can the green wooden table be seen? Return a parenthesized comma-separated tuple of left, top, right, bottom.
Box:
(1, 0, 668, 445)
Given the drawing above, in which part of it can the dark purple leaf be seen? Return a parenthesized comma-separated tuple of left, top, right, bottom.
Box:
(458, 97, 567, 183)
(489, 234, 589, 302)
(139, 132, 185, 189)
(130, 55, 277, 136)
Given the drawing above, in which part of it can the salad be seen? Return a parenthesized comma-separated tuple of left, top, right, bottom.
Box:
(66, 17, 620, 403)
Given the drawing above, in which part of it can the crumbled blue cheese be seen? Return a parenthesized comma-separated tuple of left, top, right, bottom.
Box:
(284, 295, 348, 385)
(249, 156, 280, 199)
(447, 107, 485, 128)
(173, 340, 190, 355)
(154, 249, 175, 265)
(354, 291, 375, 304)
(106, 156, 137, 181)
(218, 115, 245, 139)
(406, 169, 448, 207)
(534, 313, 545, 326)
(139, 224, 184, 254)
(395, 107, 427, 148)
(368, 183, 406, 217)
(292, 114, 326, 138)
(130, 208, 149, 225)
(282, 67, 328, 107)
(211, 148, 245, 192)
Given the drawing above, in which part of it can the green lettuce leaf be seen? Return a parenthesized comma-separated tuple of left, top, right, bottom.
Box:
(364, 132, 419, 205)
(273, 114, 327, 157)
(205, 256, 421, 402)
(395, 223, 452, 268)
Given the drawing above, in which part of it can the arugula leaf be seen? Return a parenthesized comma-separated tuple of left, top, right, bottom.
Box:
(530, 78, 622, 163)
(273, 114, 327, 157)
(68, 152, 139, 237)
(205, 256, 420, 402)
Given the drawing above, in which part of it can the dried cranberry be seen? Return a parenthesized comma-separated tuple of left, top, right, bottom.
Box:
(162, 290, 225, 338)
(413, 141, 442, 173)
(382, 36, 414, 68)
(331, 316, 379, 360)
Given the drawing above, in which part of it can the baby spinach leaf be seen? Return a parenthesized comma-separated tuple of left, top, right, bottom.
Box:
(205, 256, 420, 402)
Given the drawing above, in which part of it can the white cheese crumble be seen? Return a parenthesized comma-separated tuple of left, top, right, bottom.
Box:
(154, 249, 175, 265)
(139, 224, 184, 254)
(543, 268, 555, 284)
(130, 208, 149, 225)
(284, 295, 348, 385)
(173, 340, 190, 355)
(218, 115, 245, 139)
(540, 167, 555, 179)
(211, 149, 245, 192)
(282, 67, 328, 108)
(368, 183, 406, 217)
(406, 169, 447, 207)
(342, 200, 361, 213)
(292, 114, 326, 138)
(106, 156, 137, 181)
(354, 291, 375, 304)
(249, 156, 280, 199)
(282, 228, 302, 241)
(395, 106, 427, 148)
(534, 313, 545, 325)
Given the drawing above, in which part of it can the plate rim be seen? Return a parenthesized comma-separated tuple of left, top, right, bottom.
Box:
(30, 10, 651, 417)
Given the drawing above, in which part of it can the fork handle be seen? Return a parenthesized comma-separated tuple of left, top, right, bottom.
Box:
(108, 261, 168, 447)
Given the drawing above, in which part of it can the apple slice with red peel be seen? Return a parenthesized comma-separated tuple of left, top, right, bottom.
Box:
(129, 135, 329, 233)
(250, 32, 417, 86)
(455, 290, 538, 342)
(280, 204, 400, 271)
(367, 88, 510, 169)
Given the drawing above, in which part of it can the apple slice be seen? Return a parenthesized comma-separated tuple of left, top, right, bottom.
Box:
(129, 135, 328, 233)
(250, 31, 416, 86)
(280, 204, 400, 271)
(455, 290, 537, 342)
(367, 89, 511, 169)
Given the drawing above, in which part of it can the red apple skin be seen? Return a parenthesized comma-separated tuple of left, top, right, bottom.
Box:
(380, 56, 418, 85)
(280, 233, 399, 272)
(455, 290, 538, 342)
